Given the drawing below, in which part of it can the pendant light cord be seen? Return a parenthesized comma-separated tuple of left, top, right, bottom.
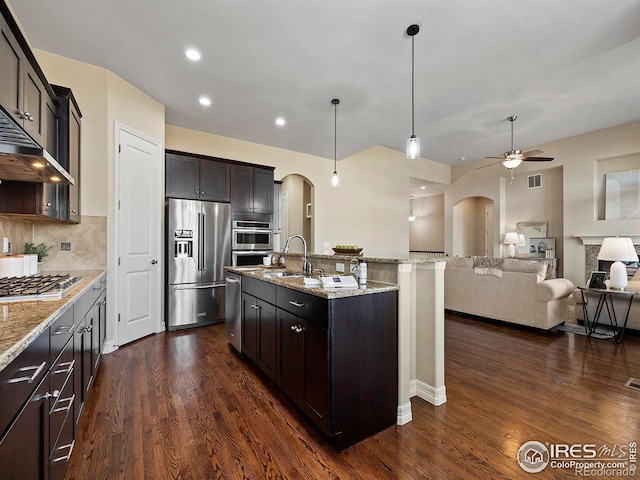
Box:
(334, 100, 337, 171)
(411, 33, 415, 137)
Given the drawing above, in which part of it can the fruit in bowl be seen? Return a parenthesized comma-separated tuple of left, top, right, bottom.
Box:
(332, 244, 363, 254)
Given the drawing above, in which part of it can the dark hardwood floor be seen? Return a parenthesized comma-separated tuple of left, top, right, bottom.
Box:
(65, 314, 640, 479)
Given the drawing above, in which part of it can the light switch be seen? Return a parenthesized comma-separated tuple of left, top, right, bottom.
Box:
(336, 262, 344, 273)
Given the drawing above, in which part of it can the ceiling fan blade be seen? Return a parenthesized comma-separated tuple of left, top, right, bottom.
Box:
(523, 157, 554, 162)
(486, 156, 506, 159)
(475, 161, 503, 170)
(522, 149, 543, 158)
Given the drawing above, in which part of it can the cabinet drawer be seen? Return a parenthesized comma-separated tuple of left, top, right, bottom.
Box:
(0, 329, 49, 437)
(277, 286, 328, 328)
(243, 276, 276, 304)
(49, 367, 74, 455)
(74, 281, 99, 321)
(50, 307, 75, 364)
(49, 339, 74, 412)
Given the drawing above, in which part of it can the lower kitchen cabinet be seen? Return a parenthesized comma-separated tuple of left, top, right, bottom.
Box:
(0, 273, 107, 480)
(240, 275, 398, 451)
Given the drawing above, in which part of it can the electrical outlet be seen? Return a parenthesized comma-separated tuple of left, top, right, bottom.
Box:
(335, 262, 344, 273)
(61, 242, 71, 251)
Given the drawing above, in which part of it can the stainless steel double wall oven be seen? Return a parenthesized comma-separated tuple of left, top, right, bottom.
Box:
(231, 217, 273, 266)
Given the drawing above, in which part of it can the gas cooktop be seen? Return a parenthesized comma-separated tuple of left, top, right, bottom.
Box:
(0, 274, 83, 302)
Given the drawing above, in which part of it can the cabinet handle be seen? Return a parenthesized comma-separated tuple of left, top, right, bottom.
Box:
(52, 359, 75, 376)
(71, 209, 77, 213)
(23, 111, 34, 121)
(8, 361, 47, 384)
(52, 394, 75, 414)
(45, 202, 52, 207)
(53, 323, 75, 335)
(290, 325, 296, 331)
(85, 324, 93, 332)
(288, 301, 305, 308)
(52, 440, 75, 463)
(196, 190, 200, 194)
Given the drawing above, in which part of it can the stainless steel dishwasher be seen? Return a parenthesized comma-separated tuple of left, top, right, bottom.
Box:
(225, 272, 242, 352)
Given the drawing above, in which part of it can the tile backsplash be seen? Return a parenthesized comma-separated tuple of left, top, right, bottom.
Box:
(0, 216, 107, 272)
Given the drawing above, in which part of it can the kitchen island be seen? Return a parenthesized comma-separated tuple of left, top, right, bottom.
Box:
(226, 265, 399, 451)
(276, 252, 449, 425)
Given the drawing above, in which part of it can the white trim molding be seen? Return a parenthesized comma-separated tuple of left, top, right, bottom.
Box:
(575, 235, 640, 245)
(397, 402, 413, 425)
(414, 380, 447, 406)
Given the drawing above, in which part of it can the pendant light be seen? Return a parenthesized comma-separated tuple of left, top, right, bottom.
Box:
(406, 24, 420, 159)
(331, 98, 340, 187)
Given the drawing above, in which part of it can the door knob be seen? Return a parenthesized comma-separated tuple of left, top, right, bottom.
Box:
(151, 259, 158, 264)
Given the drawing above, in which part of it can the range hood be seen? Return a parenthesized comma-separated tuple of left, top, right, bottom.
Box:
(0, 108, 74, 185)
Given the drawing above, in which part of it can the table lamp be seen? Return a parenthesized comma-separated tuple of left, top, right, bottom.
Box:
(504, 232, 519, 257)
(597, 237, 639, 290)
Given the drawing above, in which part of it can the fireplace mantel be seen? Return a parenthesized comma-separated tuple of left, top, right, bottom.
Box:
(575, 235, 640, 245)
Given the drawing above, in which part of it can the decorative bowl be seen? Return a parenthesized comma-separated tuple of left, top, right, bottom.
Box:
(332, 247, 363, 255)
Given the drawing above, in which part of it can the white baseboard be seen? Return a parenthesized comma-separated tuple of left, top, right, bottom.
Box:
(411, 379, 447, 406)
(102, 341, 118, 354)
(397, 402, 413, 425)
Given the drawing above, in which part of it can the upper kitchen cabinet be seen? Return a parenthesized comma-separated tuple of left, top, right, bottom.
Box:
(0, 4, 57, 149)
(165, 151, 230, 202)
(52, 85, 82, 223)
(231, 165, 274, 214)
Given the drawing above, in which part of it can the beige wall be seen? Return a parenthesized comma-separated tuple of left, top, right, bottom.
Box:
(409, 195, 445, 252)
(505, 166, 563, 268)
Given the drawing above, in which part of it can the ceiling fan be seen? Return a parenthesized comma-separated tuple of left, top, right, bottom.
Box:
(477, 115, 554, 172)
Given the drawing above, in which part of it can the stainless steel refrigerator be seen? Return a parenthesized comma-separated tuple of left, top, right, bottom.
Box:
(166, 198, 231, 330)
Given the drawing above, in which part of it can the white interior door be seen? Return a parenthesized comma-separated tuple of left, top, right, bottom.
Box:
(117, 125, 161, 346)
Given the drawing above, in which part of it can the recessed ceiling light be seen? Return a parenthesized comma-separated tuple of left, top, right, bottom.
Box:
(199, 97, 211, 106)
(185, 49, 201, 61)
(420, 185, 426, 190)
(275, 117, 286, 126)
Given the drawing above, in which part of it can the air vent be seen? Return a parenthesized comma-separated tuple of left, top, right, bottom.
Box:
(625, 378, 640, 390)
(528, 174, 541, 189)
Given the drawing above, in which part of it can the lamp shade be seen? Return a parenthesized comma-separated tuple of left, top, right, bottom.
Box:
(504, 232, 520, 245)
(597, 237, 639, 262)
(598, 237, 639, 290)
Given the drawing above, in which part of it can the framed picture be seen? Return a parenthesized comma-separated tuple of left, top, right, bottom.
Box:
(588, 271, 607, 289)
(529, 237, 555, 258)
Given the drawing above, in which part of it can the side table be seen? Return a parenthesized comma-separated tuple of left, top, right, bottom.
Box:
(577, 286, 637, 343)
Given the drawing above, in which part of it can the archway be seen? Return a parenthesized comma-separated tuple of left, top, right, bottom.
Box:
(277, 174, 314, 253)
(452, 196, 494, 257)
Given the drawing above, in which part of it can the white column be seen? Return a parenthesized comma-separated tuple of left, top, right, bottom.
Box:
(396, 263, 413, 425)
(414, 261, 447, 406)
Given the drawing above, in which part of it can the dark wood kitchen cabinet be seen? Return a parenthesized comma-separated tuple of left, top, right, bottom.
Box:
(165, 151, 230, 201)
(230, 165, 274, 214)
(239, 274, 398, 451)
(52, 85, 82, 224)
(241, 276, 277, 381)
(0, 3, 57, 149)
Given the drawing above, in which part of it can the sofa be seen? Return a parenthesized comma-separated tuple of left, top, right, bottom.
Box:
(574, 270, 640, 332)
(444, 256, 575, 330)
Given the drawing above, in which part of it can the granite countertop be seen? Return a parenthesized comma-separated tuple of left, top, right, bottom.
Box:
(0, 269, 106, 372)
(276, 252, 448, 264)
(225, 266, 398, 299)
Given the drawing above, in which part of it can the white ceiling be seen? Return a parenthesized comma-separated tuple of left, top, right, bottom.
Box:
(9, 0, 640, 165)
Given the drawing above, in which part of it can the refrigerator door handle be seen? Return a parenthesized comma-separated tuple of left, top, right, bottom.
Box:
(196, 212, 202, 271)
(201, 213, 206, 271)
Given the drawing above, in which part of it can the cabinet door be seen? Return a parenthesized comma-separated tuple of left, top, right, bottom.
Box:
(22, 62, 46, 146)
(67, 104, 81, 222)
(83, 315, 94, 398)
(0, 376, 49, 480)
(199, 159, 230, 202)
(42, 183, 59, 219)
(73, 317, 85, 426)
(256, 299, 277, 382)
(0, 14, 24, 126)
(276, 308, 299, 401)
(241, 292, 258, 362)
(230, 165, 253, 212)
(298, 318, 330, 434)
(253, 168, 274, 214)
(165, 153, 199, 199)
